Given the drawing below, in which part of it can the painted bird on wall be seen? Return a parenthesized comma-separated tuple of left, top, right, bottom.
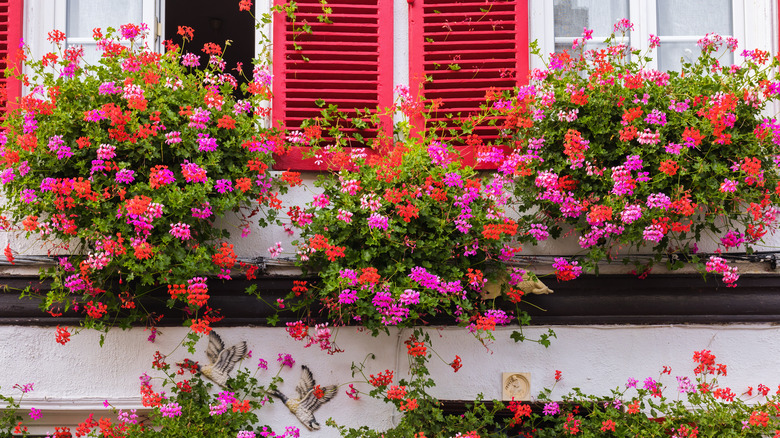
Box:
(269, 365, 337, 431)
(198, 330, 247, 389)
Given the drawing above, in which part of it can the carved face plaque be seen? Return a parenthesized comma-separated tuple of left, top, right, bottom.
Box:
(502, 372, 531, 401)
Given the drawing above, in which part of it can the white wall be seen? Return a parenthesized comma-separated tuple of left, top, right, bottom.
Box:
(6, 324, 780, 436)
(6, 1, 780, 436)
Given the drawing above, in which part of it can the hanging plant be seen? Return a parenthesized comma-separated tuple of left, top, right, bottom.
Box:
(0, 24, 284, 334)
(278, 90, 533, 336)
(487, 22, 780, 285)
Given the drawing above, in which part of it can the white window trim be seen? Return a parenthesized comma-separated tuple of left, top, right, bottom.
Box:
(25, 0, 159, 70)
(528, 0, 774, 71)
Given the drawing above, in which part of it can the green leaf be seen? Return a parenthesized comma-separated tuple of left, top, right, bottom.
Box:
(510, 331, 525, 343)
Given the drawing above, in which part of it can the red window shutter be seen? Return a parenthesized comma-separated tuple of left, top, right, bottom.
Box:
(272, 0, 394, 170)
(0, 0, 23, 117)
(408, 0, 528, 166)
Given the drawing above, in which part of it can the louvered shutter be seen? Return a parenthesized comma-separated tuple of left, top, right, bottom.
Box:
(273, 0, 394, 170)
(0, 0, 22, 117)
(409, 0, 528, 165)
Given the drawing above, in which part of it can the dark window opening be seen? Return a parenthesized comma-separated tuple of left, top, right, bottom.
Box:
(164, 0, 255, 90)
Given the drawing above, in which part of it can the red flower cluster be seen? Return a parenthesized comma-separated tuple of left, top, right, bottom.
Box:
(176, 358, 199, 375)
(141, 384, 163, 408)
(202, 42, 222, 55)
(47, 29, 66, 43)
(212, 242, 237, 269)
(659, 159, 679, 176)
(280, 171, 302, 187)
(482, 220, 518, 240)
(292, 280, 308, 296)
(190, 318, 212, 335)
(506, 287, 525, 303)
(85, 301, 108, 319)
(563, 129, 589, 166)
(309, 234, 329, 250)
(177, 25, 194, 40)
(395, 202, 420, 222)
(232, 400, 251, 413)
(386, 385, 407, 400)
(286, 321, 309, 341)
(52, 426, 71, 438)
(471, 315, 497, 332)
(4, 244, 13, 265)
(75, 414, 98, 437)
(358, 267, 381, 285)
(749, 410, 770, 427)
(176, 380, 192, 393)
(324, 245, 346, 261)
(586, 205, 612, 225)
(55, 325, 71, 345)
(187, 282, 209, 308)
(406, 341, 427, 357)
(400, 398, 418, 411)
(450, 355, 463, 372)
(693, 349, 727, 376)
(369, 369, 393, 387)
(622, 106, 643, 124)
(168, 283, 186, 300)
(507, 401, 532, 426)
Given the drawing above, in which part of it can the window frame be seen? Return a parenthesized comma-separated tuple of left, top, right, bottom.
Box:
(527, 0, 771, 72)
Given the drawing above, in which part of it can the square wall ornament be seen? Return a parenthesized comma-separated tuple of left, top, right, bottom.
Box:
(502, 372, 531, 401)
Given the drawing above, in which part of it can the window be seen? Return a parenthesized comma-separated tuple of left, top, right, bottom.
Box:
(163, 0, 256, 90)
(529, 0, 771, 72)
(65, 0, 155, 64)
(22, 0, 257, 90)
(18, 0, 777, 165)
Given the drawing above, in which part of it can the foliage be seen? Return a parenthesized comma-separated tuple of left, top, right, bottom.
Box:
(332, 341, 780, 438)
(2, 342, 302, 438)
(0, 383, 31, 438)
(329, 328, 515, 438)
(5, 341, 780, 437)
(525, 349, 780, 438)
(487, 23, 780, 284)
(0, 24, 283, 333)
(280, 92, 532, 335)
(115, 349, 292, 438)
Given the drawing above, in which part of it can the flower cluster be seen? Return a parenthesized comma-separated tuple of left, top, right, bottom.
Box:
(520, 349, 780, 437)
(335, 340, 780, 438)
(0, 343, 302, 437)
(0, 24, 283, 332)
(285, 125, 524, 333)
(487, 23, 780, 283)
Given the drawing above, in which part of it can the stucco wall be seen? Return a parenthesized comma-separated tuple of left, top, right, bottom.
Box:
(6, 1, 780, 436)
(5, 324, 780, 436)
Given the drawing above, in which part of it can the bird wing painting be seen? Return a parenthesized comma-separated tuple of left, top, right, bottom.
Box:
(200, 330, 247, 389)
(270, 365, 338, 431)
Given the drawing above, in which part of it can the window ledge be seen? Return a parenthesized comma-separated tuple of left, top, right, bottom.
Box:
(2, 272, 780, 326)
